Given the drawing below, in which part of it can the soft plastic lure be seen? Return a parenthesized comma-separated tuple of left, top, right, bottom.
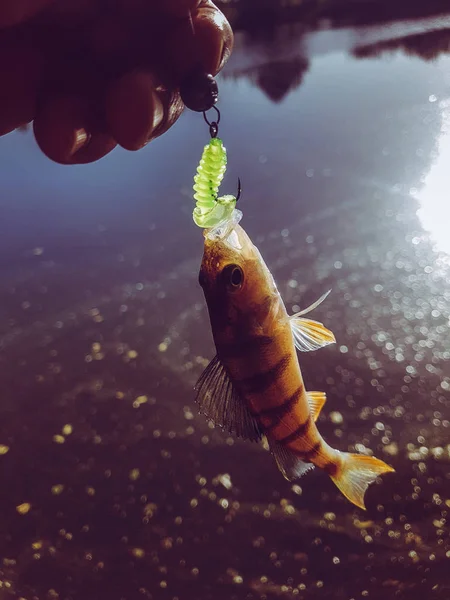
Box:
(192, 136, 240, 228)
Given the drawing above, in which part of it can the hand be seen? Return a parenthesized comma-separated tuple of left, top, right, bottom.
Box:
(0, 0, 233, 164)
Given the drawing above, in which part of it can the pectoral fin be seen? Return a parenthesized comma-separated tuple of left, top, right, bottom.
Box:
(293, 289, 331, 317)
(194, 355, 262, 441)
(268, 437, 315, 480)
(306, 391, 326, 422)
(289, 290, 336, 352)
(290, 317, 336, 352)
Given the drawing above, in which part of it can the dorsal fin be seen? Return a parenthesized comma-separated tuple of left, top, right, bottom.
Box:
(306, 391, 326, 422)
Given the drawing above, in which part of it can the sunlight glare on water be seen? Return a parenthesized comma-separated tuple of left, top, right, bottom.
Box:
(415, 99, 450, 254)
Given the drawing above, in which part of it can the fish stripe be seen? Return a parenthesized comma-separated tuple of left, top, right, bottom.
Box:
(258, 294, 274, 319)
(299, 441, 322, 460)
(238, 353, 291, 395)
(276, 415, 312, 445)
(251, 385, 303, 430)
(323, 461, 338, 477)
(217, 335, 273, 360)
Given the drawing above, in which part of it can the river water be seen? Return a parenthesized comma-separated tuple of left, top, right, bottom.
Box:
(0, 8, 449, 600)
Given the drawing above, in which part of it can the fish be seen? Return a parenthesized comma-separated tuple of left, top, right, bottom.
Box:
(195, 217, 394, 510)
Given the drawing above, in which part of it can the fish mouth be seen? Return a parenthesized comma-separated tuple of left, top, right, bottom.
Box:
(203, 208, 243, 242)
(203, 210, 254, 258)
(199, 212, 257, 286)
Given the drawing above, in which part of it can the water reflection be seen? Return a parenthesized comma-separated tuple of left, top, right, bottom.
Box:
(1, 6, 450, 600)
(221, 22, 310, 102)
(353, 26, 450, 60)
(219, 0, 450, 29)
(226, 55, 309, 103)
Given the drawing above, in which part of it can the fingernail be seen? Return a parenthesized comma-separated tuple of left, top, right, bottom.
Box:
(33, 96, 90, 164)
(70, 131, 117, 164)
(72, 128, 89, 153)
(151, 88, 164, 133)
(215, 38, 225, 73)
(219, 39, 231, 71)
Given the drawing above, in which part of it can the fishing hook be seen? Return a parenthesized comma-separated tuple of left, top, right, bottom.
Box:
(203, 106, 221, 138)
(236, 177, 242, 202)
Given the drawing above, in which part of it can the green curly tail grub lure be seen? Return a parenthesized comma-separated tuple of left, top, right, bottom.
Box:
(194, 138, 226, 207)
(193, 137, 238, 229)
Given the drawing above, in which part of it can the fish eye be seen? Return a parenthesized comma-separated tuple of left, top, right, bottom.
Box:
(222, 264, 244, 289)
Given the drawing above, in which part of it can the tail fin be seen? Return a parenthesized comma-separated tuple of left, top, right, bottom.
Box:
(330, 453, 394, 510)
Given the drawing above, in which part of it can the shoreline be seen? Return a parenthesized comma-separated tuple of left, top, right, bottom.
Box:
(217, 0, 450, 30)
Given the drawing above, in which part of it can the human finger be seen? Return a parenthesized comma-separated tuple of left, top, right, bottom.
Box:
(106, 69, 185, 151)
(33, 95, 117, 164)
(165, 0, 234, 83)
(105, 2, 231, 151)
(105, 70, 164, 151)
(0, 40, 43, 135)
(194, 0, 233, 74)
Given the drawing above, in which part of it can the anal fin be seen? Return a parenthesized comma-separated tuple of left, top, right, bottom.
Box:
(306, 391, 326, 422)
(268, 437, 315, 481)
(194, 355, 262, 441)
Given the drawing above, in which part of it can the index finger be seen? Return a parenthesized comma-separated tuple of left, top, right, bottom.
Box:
(164, 1, 233, 83)
(0, 0, 53, 28)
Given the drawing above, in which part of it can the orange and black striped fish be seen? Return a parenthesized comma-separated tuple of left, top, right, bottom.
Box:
(195, 219, 394, 510)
